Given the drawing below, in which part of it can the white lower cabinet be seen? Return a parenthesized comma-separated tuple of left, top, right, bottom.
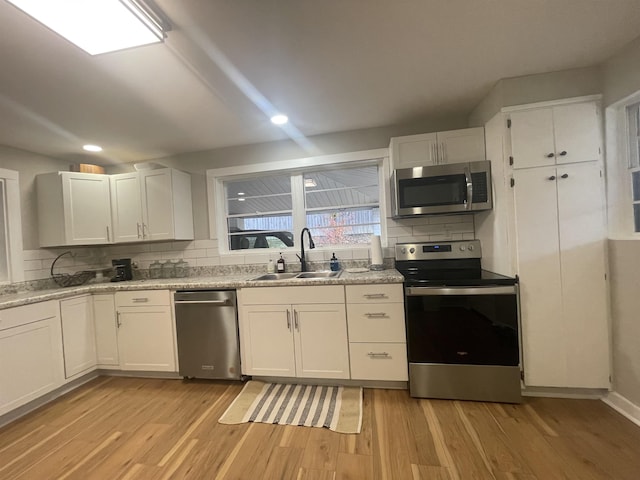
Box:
(114, 290, 176, 372)
(60, 295, 97, 379)
(0, 301, 64, 417)
(346, 284, 408, 381)
(93, 293, 119, 367)
(238, 286, 350, 380)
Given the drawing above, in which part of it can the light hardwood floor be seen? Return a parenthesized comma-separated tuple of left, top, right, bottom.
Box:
(1, 377, 639, 479)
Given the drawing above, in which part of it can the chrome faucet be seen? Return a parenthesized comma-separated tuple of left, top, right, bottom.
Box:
(297, 227, 315, 272)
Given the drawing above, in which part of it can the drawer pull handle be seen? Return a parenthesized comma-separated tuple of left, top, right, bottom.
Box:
(367, 352, 390, 358)
(365, 312, 388, 318)
(364, 293, 387, 299)
(132, 298, 149, 303)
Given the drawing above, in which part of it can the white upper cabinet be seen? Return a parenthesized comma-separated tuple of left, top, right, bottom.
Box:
(110, 168, 194, 243)
(110, 173, 143, 243)
(390, 127, 486, 169)
(509, 102, 601, 169)
(37, 172, 112, 247)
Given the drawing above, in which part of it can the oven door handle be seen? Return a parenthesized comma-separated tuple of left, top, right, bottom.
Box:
(406, 286, 517, 296)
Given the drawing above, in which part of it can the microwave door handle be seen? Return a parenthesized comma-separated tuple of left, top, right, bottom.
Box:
(464, 167, 473, 210)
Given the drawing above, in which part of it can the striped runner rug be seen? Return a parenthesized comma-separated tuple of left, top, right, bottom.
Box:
(218, 381, 363, 434)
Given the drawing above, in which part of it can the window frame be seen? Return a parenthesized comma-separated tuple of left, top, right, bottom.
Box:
(0, 168, 24, 284)
(206, 149, 389, 255)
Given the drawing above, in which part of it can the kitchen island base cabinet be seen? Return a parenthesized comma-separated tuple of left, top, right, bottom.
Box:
(0, 301, 64, 417)
(238, 286, 350, 380)
(114, 291, 176, 373)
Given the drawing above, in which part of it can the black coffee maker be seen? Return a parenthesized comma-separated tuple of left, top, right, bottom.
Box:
(111, 258, 133, 282)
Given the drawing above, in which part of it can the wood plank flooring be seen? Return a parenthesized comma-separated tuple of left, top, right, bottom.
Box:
(1, 377, 639, 479)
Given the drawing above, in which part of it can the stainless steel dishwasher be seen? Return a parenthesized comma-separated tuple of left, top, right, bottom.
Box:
(174, 290, 241, 380)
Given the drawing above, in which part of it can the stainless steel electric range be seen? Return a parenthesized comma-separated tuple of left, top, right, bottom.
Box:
(395, 240, 522, 403)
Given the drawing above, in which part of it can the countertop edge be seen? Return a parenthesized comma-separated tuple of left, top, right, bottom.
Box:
(0, 270, 404, 311)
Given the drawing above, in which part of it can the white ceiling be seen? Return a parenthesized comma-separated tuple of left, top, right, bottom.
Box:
(1, 0, 640, 165)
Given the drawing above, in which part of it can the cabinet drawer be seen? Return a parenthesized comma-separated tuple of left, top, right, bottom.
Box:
(240, 285, 344, 305)
(347, 303, 406, 343)
(0, 300, 59, 331)
(349, 343, 408, 381)
(346, 284, 403, 304)
(115, 290, 170, 307)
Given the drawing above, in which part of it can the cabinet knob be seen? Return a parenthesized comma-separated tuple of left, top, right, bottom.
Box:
(546, 153, 555, 158)
(561, 173, 569, 179)
(548, 176, 556, 181)
(559, 151, 567, 156)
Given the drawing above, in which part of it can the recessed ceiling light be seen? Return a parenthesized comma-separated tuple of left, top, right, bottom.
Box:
(83, 144, 103, 152)
(304, 178, 317, 188)
(238, 192, 245, 196)
(6, 0, 168, 55)
(270, 114, 288, 125)
(238, 198, 246, 202)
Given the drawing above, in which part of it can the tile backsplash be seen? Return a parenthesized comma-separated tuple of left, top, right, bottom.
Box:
(20, 214, 474, 284)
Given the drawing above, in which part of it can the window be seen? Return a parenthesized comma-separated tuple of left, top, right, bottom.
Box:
(304, 165, 380, 247)
(0, 169, 24, 283)
(0, 180, 8, 282)
(219, 160, 382, 251)
(627, 102, 640, 232)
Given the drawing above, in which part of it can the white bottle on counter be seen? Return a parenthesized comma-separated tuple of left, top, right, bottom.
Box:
(267, 259, 276, 273)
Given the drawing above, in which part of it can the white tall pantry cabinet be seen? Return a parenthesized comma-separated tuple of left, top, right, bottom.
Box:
(477, 96, 610, 390)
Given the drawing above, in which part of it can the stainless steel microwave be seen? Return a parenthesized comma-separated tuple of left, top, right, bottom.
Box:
(391, 160, 492, 217)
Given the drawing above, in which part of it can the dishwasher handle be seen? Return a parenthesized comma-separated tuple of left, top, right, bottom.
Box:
(174, 299, 231, 306)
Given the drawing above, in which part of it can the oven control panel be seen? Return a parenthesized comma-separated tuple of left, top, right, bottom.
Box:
(395, 240, 482, 261)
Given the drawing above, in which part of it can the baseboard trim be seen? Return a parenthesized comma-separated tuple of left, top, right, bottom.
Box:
(521, 386, 608, 399)
(602, 391, 640, 427)
(0, 371, 99, 429)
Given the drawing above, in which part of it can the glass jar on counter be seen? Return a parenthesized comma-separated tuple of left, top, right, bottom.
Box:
(161, 260, 176, 279)
(149, 260, 162, 279)
(175, 259, 189, 278)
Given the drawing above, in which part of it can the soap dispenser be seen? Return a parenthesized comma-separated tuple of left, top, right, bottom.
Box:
(330, 253, 340, 271)
(276, 253, 286, 273)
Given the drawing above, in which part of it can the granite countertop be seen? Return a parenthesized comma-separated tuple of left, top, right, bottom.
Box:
(0, 269, 404, 310)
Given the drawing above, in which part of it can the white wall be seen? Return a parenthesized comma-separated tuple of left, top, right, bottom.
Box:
(602, 34, 640, 408)
(469, 66, 602, 126)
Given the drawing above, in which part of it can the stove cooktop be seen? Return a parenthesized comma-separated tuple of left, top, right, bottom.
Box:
(399, 268, 517, 287)
(394, 240, 517, 287)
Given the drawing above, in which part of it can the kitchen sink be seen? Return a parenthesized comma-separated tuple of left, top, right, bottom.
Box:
(295, 270, 341, 279)
(250, 273, 298, 281)
(250, 270, 342, 281)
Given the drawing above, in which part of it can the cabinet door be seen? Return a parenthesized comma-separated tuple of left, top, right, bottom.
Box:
(93, 294, 119, 366)
(556, 163, 609, 388)
(110, 173, 143, 243)
(390, 133, 438, 169)
(239, 304, 295, 377)
(510, 108, 556, 169)
(140, 170, 174, 241)
(437, 127, 486, 164)
(553, 103, 601, 165)
(60, 296, 97, 378)
(293, 304, 350, 379)
(0, 316, 64, 416)
(117, 306, 176, 372)
(513, 166, 565, 387)
(62, 173, 112, 244)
